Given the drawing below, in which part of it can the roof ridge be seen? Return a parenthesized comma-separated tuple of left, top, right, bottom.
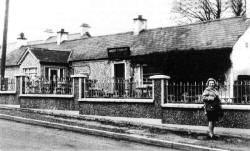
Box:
(145, 17, 245, 32)
(29, 47, 71, 52)
(26, 17, 247, 48)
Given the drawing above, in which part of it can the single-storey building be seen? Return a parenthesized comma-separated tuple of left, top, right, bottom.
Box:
(2, 15, 250, 101)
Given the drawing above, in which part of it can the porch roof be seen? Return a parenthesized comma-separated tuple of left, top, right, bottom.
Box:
(29, 48, 71, 64)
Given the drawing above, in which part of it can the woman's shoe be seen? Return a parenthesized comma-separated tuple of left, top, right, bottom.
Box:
(208, 132, 214, 139)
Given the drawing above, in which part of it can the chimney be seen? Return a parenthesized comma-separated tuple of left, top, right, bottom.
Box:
(17, 32, 27, 46)
(80, 23, 91, 37)
(133, 15, 147, 35)
(57, 28, 68, 45)
(43, 28, 54, 40)
(246, 0, 250, 18)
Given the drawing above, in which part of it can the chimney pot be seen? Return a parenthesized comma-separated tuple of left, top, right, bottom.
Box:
(80, 23, 91, 37)
(57, 28, 68, 45)
(17, 32, 27, 40)
(17, 32, 27, 46)
(133, 15, 147, 35)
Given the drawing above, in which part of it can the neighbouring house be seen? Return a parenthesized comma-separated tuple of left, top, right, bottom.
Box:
(3, 25, 91, 78)
(17, 47, 71, 80)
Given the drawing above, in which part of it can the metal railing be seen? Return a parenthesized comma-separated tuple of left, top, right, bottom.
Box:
(0, 78, 15, 91)
(165, 81, 250, 104)
(24, 77, 72, 95)
(84, 78, 152, 99)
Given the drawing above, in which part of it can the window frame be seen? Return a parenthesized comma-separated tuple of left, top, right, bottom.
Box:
(44, 67, 66, 80)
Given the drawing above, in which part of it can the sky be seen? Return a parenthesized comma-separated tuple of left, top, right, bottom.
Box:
(0, 0, 175, 43)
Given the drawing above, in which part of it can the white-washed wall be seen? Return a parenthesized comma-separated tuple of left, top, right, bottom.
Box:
(5, 66, 19, 78)
(230, 26, 250, 79)
(72, 60, 141, 92)
(19, 52, 41, 76)
(224, 25, 250, 100)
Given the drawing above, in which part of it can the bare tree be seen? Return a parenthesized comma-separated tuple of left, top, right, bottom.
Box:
(230, 0, 246, 16)
(172, 0, 228, 23)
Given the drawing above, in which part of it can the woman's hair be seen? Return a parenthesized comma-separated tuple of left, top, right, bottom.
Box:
(206, 78, 218, 87)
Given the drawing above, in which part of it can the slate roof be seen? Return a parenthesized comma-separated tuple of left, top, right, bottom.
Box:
(5, 17, 250, 66)
(29, 48, 71, 64)
(39, 17, 250, 62)
(6, 46, 27, 66)
(45, 33, 82, 43)
(68, 17, 250, 61)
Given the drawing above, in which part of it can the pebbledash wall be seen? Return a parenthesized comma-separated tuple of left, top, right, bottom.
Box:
(77, 74, 250, 128)
(18, 75, 79, 110)
(0, 74, 78, 110)
(159, 77, 250, 129)
(77, 76, 162, 119)
(0, 75, 20, 105)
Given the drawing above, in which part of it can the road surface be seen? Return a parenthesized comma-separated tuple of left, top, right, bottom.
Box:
(0, 119, 179, 151)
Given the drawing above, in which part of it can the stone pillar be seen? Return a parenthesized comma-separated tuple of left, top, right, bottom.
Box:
(150, 75, 170, 119)
(15, 74, 26, 104)
(71, 74, 88, 110)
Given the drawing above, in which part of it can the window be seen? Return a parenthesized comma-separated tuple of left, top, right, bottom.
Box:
(142, 65, 160, 85)
(44, 67, 65, 81)
(23, 68, 37, 78)
(60, 68, 64, 79)
(45, 67, 49, 80)
(107, 47, 130, 60)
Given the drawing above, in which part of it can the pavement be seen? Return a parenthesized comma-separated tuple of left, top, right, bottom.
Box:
(0, 104, 250, 151)
(24, 108, 250, 139)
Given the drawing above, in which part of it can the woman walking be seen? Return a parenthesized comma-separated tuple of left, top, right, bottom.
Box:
(202, 78, 223, 139)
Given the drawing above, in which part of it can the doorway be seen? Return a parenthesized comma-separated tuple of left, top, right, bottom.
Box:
(114, 63, 125, 96)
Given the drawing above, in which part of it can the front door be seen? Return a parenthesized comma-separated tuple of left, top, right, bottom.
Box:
(50, 70, 58, 93)
(114, 63, 125, 96)
(50, 70, 58, 81)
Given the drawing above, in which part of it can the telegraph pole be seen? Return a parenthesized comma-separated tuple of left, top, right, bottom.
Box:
(1, 0, 10, 90)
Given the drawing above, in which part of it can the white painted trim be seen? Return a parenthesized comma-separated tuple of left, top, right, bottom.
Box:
(152, 80, 155, 101)
(78, 98, 154, 103)
(83, 78, 86, 98)
(71, 74, 88, 78)
(14, 76, 17, 92)
(162, 103, 204, 109)
(0, 91, 16, 94)
(28, 48, 40, 62)
(79, 78, 82, 99)
(67, 49, 73, 62)
(18, 48, 40, 65)
(72, 78, 75, 95)
(161, 79, 164, 106)
(17, 47, 29, 65)
(19, 94, 74, 98)
(48, 68, 59, 80)
(150, 75, 170, 80)
(112, 61, 127, 79)
(14, 74, 26, 77)
(20, 76, 23, 94)
(221, 105, 250, 110)
(139, 64, 142, 86)
(162, 103, 250, 110)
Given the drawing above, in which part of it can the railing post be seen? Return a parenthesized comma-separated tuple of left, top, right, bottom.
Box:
(150, 75, 170, 119)
(71, 74, 88, 110)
